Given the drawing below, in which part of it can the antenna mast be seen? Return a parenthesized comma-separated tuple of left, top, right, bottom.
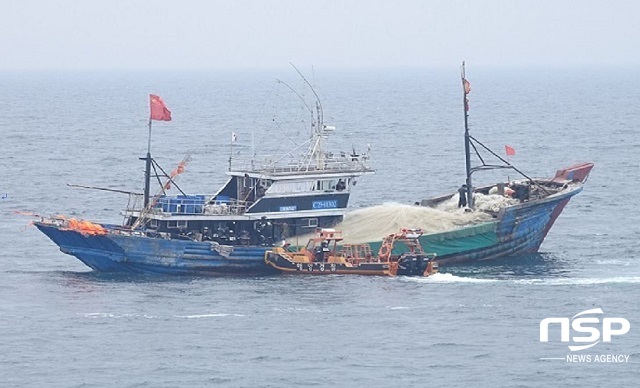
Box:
(461, 61, 474, 209)
(143, 119, 152, 207)
(289, 62, 326, 168)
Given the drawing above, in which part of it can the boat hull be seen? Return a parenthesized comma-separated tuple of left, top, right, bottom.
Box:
(35, 163, 593, 273)
(366, 185, 583, 265)
(35, 223, 276, 275)
(34, 186, 582, 273)
(438, 186, 582, 264)
(264, 251, 394, 276)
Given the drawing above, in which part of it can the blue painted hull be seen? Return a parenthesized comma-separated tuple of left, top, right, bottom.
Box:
(35, 223, 277, 275)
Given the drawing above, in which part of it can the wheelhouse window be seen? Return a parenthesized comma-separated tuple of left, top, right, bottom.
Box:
(267, 179, 350, 194)
(268, 181, 315, 194)
(302, 218, 318, 228)
(314, 179, 348, 192)
(167, 220, 188, 229)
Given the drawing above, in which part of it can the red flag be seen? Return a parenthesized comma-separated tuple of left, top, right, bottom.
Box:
(171, 163, 186, 177)
(505, 145, 516, 156)
(463, 78, 471, 94)
(164, 160, 187, 190)
(149, 94, 172, 121)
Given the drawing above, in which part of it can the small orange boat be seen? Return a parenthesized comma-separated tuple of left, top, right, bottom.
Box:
(265, 228, 438, 276)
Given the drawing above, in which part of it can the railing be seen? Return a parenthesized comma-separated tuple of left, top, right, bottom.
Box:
(202, 199, 249, 215)
(154, 195, 207, 214)
(124, 194, 250, 216)
(230, 153, 373, 175)
(123, 193, 144, 223)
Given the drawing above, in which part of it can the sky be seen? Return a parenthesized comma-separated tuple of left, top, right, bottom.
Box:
(1, 0, 638, 70)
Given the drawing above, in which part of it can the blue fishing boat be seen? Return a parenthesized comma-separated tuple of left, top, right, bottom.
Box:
(405, 162, 592, 264)
(35, 65, 593, 273)
(337, 63, 594, 264)
(35, 72, 374, 275)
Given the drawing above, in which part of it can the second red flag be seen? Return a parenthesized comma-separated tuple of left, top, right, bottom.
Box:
(149, 94, 172, 121)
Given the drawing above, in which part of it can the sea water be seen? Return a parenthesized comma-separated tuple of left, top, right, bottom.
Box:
(0, 68, 639, 387)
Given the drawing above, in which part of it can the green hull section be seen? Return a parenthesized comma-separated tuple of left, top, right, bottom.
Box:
(366, 222, 499, 257)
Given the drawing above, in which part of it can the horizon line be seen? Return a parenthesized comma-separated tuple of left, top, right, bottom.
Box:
(0, 63, 635, 73)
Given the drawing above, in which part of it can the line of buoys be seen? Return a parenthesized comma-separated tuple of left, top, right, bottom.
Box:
(66, 218, 107, 235)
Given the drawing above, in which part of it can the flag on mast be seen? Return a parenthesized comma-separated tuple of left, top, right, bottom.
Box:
(505, 145, 516, 156)
(164, 158, 188, 190)
(231, 132, 238, 143)
(149, 94, 172, 121)
(462, 78, 471, 111)
(463, 79, 471, 95)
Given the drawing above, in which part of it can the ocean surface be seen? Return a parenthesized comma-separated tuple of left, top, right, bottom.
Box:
(1, 67, 639, 387)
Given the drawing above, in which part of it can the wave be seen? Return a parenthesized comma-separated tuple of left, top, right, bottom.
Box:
(80, 312, 244, 319)
(512, 277, 640, 285)
(81, 312, 119, 318)
(79, 312, 156, 319)
(175, 313, 245, 318)
(595, 259, 632, 266)
(399, 274, 640, 285)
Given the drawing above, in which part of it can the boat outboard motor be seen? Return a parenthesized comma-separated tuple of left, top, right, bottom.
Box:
(416, 255, 426, 274)
(397, 255, 414, 275)
(409, 256, 418, 275)
(397, 256, 406, 275)
(398, 254, 429, 276)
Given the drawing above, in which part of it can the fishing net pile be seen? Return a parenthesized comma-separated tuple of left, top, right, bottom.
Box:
(295, 193, 518, 244)
(436, 192, 520, 213)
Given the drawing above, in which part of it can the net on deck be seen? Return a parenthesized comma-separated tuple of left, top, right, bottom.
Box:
(295, 193, 517, 244)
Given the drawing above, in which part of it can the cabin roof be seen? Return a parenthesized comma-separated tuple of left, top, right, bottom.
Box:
(226, 168, 374, 180)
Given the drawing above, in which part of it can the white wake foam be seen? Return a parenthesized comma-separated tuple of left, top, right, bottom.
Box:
(403, 275, 640, 286)
(81, 312, 118, 318)
(400, 273, 499, 283)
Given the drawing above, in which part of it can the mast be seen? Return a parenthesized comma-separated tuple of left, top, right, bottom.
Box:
(143, 119, 152, 207)
(314, 100, 324, 168)
(289, 63, 325, 169)
(144, 94, 171, 209)
(461, 62, 474, 209)
(228, 140, 232, 171)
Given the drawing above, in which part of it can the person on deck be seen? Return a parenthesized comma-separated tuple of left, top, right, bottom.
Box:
(458, 184, 468, 208)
